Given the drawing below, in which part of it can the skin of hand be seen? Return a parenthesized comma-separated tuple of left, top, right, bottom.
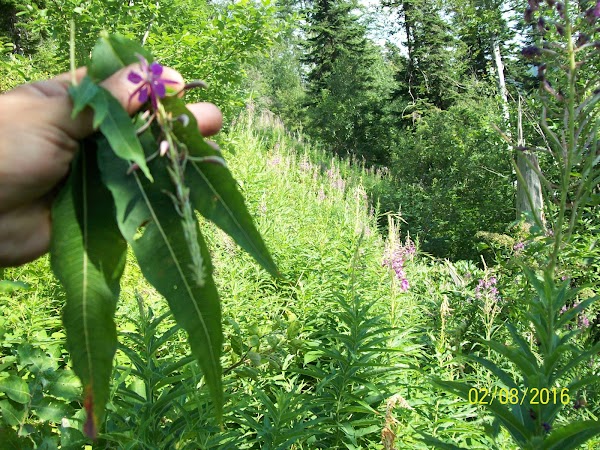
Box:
(0, 65, 223, 267)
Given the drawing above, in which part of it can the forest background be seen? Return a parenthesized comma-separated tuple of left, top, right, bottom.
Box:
(0, 0, 534, 261)
(0, 0, 599, 449)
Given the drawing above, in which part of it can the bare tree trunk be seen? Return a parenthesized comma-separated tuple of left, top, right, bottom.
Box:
(141, 1, 160, 46)
(492, 33, 509, 124)
(516, 98, 545, 226)
(493, 34, 544, 226)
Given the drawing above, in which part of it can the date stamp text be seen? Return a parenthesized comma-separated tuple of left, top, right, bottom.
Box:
(468, 387, 570, 405)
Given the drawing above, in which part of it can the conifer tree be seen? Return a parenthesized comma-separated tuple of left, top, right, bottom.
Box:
(386, 0, 458, 112)
(301, 0, 387, 163)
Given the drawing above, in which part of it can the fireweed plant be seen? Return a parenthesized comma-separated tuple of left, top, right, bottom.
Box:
(427, 1, 600, 449)
(49, 33, 278, 439)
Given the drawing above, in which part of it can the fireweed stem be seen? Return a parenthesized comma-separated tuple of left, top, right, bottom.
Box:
(69, 20, 76, 86)
(155, 102, 206, 287)
(548, 0, 577, 273)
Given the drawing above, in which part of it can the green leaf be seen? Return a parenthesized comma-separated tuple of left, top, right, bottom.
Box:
(418, 433, 470, 450)
(0, 400, 27, 426)
(542, 421, 600, 450)
(69, 76, 100, 119)
(50, 144, 127, 439)
(162, 96, 279, 278)
(97, 139, 224, 421)
(68, 80, 152, 181)
(0, 426, 23, 449)
(89, 33, 152, 82)
(17, 345, 58, 374)
(0, 375, 29, 404)
(34, 397, 69, 423)
(432, 378, 530, 445)
(47, 371, 81, 402)
(0, 280, 30, 293)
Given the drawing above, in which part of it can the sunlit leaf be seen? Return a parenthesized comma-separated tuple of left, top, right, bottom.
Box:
(97, 137, 223, 421)
(50, 145, 127, 438)
(69, 79, 152, 181)
(88, 33, 152, 82)
(0, 399, 27, 426)
(47, 371, 81, 402)
(17, 344, 58, 374)
(0, 375, 29, 404)
(542, 421, 600, 450)
(34, 397, 69, 423)
(162, 96, 279, 278)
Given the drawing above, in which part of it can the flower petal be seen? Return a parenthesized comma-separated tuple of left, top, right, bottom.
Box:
(138, 87, 149, 104)
(135, 53, 149, 71)
(127, 71, 143, 84)
(153, 82, 166, 98)
(150, 62, 163, 77)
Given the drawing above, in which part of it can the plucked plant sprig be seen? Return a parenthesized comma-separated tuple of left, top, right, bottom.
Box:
(48, 31, 279, 439)
(427, 1, 600, 449)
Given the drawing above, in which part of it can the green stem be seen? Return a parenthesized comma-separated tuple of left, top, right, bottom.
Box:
(549, 1, 577, 273)
(69, 20, 76, 86)
(156, 103, 206, 287)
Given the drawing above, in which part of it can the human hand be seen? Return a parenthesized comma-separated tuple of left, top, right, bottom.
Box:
(0, 65, 222, 267)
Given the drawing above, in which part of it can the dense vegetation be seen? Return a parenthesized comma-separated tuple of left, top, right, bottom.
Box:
(1, 0, 599, 448)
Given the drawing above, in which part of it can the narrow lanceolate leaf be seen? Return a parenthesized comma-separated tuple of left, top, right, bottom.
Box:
(162, 96, 279, 278)
(97, 138, 224, 421)
(542, 421, 600, 450)
(69, 78, 153, 181)
(50, 144, 127, 439)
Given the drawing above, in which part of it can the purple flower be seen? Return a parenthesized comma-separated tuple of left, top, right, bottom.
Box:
(299, 160, 312, 172)
(383, 243, 414, 291)
(317, 189, 326, 202)
(333, 178, 346, 191)
(578, 315, 590, 329)
(400, 278, 410, 292)
(514, 241, 525, 252)
(128, 54, 178, 109)
(268, 156, 281, 167)
(542, 422, 552, 433)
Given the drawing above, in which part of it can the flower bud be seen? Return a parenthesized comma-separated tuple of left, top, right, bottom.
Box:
(525, 6, 534, 22)
(160, 139, 169, 157)
(576, 33, 589, 48)
(528, 0, 539, 12)
(177, 114, 190, 127)
(546, 0, 555, 6)
(537, 63, 547, 79)
(556, 2, 565, 19)
(537, 17, 547, 34)
(522, 45, 542, 58)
